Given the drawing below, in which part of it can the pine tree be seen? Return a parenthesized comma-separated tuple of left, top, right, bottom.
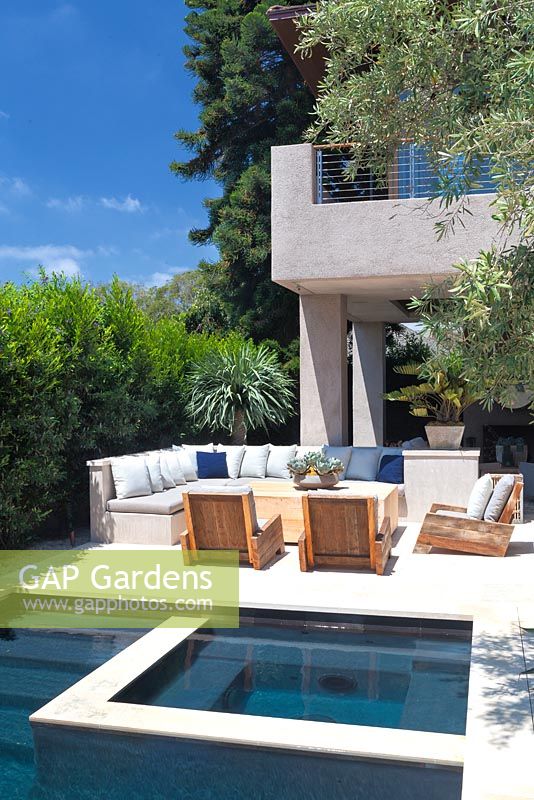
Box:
(171, 0, 314, 343)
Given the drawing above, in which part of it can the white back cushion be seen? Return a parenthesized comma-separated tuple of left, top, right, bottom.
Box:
(266, 445, 297, 479)
(111, 457, 152, 500)
(345, 447, 382, 481)
(172, 444, 212, 480)
(181, 443, 214, 475)
(217, 445, 245, 479)
(160, 451, 187, 487)
(144, 454, 164, 493)
(171, 446, 197, 481)
(323, 446, 353, 480)
(239, 445, 270, 478)
(466, 474, 494, 519)
(484, 475, 515, 522)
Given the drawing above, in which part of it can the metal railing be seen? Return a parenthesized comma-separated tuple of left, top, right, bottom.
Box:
(315, 144, 496, 204)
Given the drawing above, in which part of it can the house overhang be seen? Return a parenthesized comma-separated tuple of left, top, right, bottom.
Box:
(267, 5, 326, 96)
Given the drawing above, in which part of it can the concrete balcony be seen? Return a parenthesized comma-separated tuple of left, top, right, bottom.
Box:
(271, 143, 503, 321)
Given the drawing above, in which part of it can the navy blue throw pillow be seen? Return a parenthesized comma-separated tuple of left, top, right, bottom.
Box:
(196, 451, 229, 479)
(376, 454, 404, 484)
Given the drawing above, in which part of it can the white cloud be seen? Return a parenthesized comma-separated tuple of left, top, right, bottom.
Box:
(11, 178, 31, 197)
(0, 203, 8, 216)
(0, 243, 117, 280)
(0, 111, 9, 120)
(28, 258, 81, 278)
(46, 195, 85, 212)
(0, 245, 85, 278)
(0, 244, 86, 262)
(0, 176, 32, 197)
(144, 267, 190, 288)
(100, 194, 144, 213)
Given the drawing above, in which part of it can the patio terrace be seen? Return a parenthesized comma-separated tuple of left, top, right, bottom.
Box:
(36, 519, 534, 800)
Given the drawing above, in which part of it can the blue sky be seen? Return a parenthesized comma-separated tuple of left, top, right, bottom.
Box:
(0, 1, 218, 287)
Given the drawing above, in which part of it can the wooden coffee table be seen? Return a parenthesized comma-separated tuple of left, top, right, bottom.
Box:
(249, 480, 398, 544)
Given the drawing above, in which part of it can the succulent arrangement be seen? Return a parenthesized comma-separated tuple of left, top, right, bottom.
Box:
(287, 451, 344, 477)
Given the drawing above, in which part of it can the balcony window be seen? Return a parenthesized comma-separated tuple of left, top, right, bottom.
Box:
(315, 144, 496, 204)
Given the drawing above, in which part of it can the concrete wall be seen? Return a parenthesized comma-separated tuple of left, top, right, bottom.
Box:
(352, 322, 385, 446)
(299, 294, 348, 445)
(271, 143, 504, 296)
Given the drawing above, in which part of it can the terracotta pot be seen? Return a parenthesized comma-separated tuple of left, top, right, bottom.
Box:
(425, 424, 465, 450)
(292, 473, 339, 490)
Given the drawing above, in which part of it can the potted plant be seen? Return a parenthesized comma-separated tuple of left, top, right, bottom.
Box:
(384, 356, 481, 450)
(287, 451, 344, 489)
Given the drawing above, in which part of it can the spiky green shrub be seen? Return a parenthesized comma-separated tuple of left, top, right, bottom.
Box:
(186, 339, 295, 444)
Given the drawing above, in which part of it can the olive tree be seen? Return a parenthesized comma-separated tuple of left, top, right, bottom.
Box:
(297, 0, 533, 409)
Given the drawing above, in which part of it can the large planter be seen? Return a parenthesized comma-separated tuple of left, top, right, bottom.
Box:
(292, 473, 339, 490)
(425, 423, 465, 450)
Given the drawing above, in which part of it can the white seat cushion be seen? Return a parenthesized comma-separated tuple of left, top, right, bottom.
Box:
(111, 457, 152, 500)
(435, 510, 470, 520)
(239, 445, 270, 478)
(266, 445, 297, 479)
(107, 487, 184, 514)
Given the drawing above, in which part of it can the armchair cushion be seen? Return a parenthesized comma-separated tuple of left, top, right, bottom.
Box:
(466, 474, 493, 519)
(483, 475, 515, 522)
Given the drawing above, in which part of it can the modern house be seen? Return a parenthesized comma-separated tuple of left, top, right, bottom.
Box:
(267, 5, 531, 456)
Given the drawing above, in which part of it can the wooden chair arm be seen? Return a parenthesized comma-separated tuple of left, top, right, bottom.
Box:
(297, 531, 310, 572)
(377, 515, 391, 539)
(374, 516, 392, 576)
(260, 514, 284, 543)
(180, 530, 191, 550)
(429, 503, 467, 513)
(249, 514, 285, 569)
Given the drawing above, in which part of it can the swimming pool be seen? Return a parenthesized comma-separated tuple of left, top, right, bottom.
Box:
(114, 610, 471, 735)
(0, 628, 140, 799)
(15, 613, 470, 799)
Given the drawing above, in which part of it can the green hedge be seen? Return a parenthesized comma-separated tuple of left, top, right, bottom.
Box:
(0, 275, 234, 547)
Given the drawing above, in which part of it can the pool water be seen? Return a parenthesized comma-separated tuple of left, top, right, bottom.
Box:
(0, 628, 140, 799)
(115, 612, 471, 735)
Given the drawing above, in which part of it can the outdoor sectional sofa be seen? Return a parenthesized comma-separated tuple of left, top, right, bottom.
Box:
(87, 443, 409, 546)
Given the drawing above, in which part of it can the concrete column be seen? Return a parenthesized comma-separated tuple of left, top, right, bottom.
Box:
(352, 322, 385, 446)
(299, 294, 348, 445)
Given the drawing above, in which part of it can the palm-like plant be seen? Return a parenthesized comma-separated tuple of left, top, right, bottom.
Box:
(384, 356, 481, 424)
(186, 340, 295, 444)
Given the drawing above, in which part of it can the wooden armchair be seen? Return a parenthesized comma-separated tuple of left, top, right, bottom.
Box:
(298, 494, 392, 575)
(415, 474, 523, 557)
(181, 489, 285, 570)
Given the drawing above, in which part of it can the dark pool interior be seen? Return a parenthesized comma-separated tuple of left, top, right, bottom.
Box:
(115, 610, 472, 735)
